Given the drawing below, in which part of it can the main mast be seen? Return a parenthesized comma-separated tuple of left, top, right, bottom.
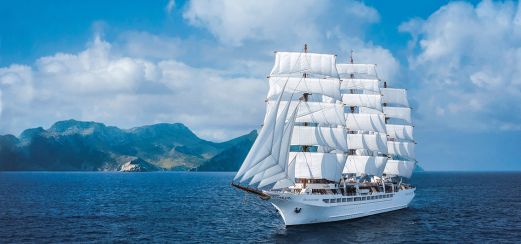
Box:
(337, 53, 388, 185)
(381, 84, 416, 180)
(234, 44, 344, 192)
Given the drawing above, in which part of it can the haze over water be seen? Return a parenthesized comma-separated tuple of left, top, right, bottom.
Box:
(1, 171, 520, 243)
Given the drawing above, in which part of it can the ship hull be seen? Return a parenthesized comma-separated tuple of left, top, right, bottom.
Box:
(268, 189, 415, 226)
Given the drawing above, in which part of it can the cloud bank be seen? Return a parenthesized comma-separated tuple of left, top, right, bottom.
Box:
(0, 0, 401, 141)
(0, 36, 265, 140)
(402, 0, 521, 131)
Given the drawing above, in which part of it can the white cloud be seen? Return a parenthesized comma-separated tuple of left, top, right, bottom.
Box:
(166, 0, 176, 14)
(183, 0, 324, 46)
(0, 36, 266, 141)
(0, 1, 403, 141)
(401, 0, 521, 131)
(182, 0, 399, 81)
(115, 31, 184, 60)
(183, 0, 380, 48)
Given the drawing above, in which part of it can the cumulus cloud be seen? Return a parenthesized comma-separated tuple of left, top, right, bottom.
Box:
(182, 0, 399, 82)
(165, 0, 176, 14)
(0, 0, 403, 141)
(401, 0, 521, 131)
(183, 0, 380, 48)
(0, 35, 266, 141)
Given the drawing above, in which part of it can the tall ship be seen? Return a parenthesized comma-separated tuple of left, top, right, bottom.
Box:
(232, 45, 417, 226)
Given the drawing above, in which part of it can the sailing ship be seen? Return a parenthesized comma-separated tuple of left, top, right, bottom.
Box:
(232, 45, 417, 226)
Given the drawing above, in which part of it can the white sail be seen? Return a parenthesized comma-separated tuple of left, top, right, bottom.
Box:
(381, 88, 409, 107)
(235, 99, 279, 181)
(342, 94, 382, 111)
(383, 160, 416, 178)
(386, 124, 414, 141)
(337, 63, 377, 78)
(270, 52, 338, 78)
(297, 102, 345, 126)
(387, 141, 415, 159)
(253, 106, 298, 188)
(359, 107, 384, 115)
(268, 77, 341, 100)
(383, 107, 411, 124)
(345, 113, 386, 133)
(268, 101, 345, 126)
(342, 156, 388, 176)
(235, 94, 298, 184)
(340, 78, 380, 93)
(293, 152, 347, 182)
(291, 126, 348, 152)
(346, 133, 388, 153)
(271, 155, 297, 189)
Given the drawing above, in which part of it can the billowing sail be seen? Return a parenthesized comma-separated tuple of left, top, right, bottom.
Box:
(387, 141, 415, 159)
(381, 88, 409, 107)
(234, 91, 299, 186)
(345, 113, 386, 133)
(340, 78, 380, 93)
(359, 107, 384, 114)
(236, 48, 418, 190)
(267, 101, 345, 126)
(342, 94, 382, 111)
(346, 133, 388, 153)
(291, 126, 348, 152)
(268, 77, 341, 100)
(337, 64, 377, 78)
(383, 84, 416, 178)
(251, 107, 298, 188)
(383, 160, 416, 178)
(383, 107, 411, 124)
(343, 156, 387, 176)
(293, 152, 347, 182)
(270, 52, 338, 78)
(386, 124, 414, 141)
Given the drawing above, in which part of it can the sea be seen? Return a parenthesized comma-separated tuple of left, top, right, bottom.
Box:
(1, 172, 520, 243)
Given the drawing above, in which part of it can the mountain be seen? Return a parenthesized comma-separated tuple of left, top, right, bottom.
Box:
(195, 130, 257, 171)
(0, 119, 256, 171)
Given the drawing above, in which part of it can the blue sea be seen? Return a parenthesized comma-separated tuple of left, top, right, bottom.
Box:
(1, 172, 520, 243)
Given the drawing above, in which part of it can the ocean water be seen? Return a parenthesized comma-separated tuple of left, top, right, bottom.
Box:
(1, 172, 520, 243)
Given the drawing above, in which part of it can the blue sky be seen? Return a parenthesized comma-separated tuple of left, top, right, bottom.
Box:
(0, 0, 520, 171)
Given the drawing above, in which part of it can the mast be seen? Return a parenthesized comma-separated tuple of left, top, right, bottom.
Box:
(302, 44, 310, 153)
(381, 83, 416, 179)
(235, 45, 344, 190)
(337, 53, 388, 179)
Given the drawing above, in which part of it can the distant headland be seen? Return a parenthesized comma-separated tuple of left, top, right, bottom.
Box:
(0, 119, 256, 172)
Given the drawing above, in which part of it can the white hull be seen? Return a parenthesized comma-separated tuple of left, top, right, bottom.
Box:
(268, 189, 415, 225)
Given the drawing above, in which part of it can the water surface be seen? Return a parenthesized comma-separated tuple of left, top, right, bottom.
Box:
(1, 172, 520, 243)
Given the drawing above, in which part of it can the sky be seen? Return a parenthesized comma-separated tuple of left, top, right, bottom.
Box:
(0, 0, 520, 171)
